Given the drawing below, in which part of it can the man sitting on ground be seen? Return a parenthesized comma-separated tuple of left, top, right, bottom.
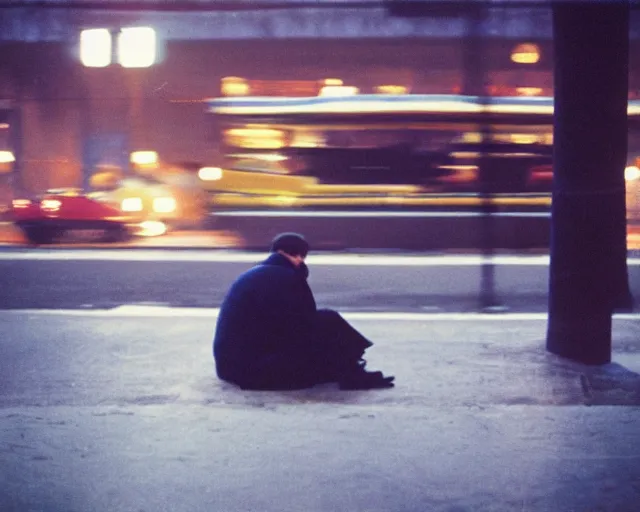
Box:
(213, 232, 394, 390)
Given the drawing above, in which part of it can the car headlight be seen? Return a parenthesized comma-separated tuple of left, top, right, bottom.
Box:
(121, 197, 143, 212)
(153, 197, 177, 213)
(139, 220, 167, 237)
(41, 199, 61, 212)
(12, 199, 31, 209)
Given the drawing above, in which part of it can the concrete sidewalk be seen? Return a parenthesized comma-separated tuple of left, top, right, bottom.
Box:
(1, 313, 640, 512)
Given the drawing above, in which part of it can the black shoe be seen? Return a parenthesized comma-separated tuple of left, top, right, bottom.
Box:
(339, 370, 395, 390)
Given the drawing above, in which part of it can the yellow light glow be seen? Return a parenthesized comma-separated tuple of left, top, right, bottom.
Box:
(516, 87, 543, 96)
(224, 128, 285, 149)
(324, 78, 344, 86)
(511, 43, 540, 64)
(272, 195, 297, 206)
(460, 133, 482, 144)
(0, 150, 15, 163)
(221, 77, 250, 96)
(510, 134, 540, 144)
(118, 27, 156, 68)
(375, 85, 409, 95)
(290, 131, 325, 148)
(80, 28, 112, 67)
(319, 86, 359, 97)
(198, 167, 223, 181)
(130, 151, 158, 166)
(152, 197, 176, 213)
(626, 166, 640, 181)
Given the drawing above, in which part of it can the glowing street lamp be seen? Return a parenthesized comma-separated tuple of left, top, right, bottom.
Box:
(80, 27, 157, 68)
(80, 26, 158, 182)
(80, 28, 111, 68)
(118, 27, 157, 68)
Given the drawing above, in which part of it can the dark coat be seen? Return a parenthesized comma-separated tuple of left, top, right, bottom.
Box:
(213, 253, 321, 389)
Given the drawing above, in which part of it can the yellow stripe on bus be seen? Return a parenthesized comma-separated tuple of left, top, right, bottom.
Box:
(210, 194, 552, 208)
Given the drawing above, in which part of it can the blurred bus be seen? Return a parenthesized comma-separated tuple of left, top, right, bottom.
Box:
(199, 83, 640, 249)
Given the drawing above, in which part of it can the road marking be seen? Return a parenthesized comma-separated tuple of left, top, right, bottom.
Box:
(1, 248, 640, 266)
(1, 306, 639, 321)
(0, 249, 543, 265)
(0, 249, 639, 267)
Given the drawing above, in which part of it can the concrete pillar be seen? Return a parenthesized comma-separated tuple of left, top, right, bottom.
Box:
(546, 1, 632, 365)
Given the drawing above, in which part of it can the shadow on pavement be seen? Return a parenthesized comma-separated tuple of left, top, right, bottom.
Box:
(185, 339, 640, 409)
(580, 363, 640, 406)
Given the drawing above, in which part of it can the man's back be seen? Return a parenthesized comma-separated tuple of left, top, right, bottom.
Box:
(213, 252, 316, 388)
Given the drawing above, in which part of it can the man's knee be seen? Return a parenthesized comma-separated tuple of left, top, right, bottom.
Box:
(314, 308, 345, 335)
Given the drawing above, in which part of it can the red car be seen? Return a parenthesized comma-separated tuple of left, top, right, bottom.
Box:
(11, 189, 137, 244)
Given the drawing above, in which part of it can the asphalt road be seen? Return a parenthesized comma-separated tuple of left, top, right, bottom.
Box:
(1, 249, 640, 312)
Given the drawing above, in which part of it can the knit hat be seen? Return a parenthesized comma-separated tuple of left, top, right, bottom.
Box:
(270, 232, 309, 257)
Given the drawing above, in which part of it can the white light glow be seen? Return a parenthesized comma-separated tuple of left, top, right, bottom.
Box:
(138, 220, 167, 237)
(319, 85, 359, 97)
(625, 165, 640, 181)
(40, 199, 61, 212)
(229, 153, 288, 163)
(198, 167, 223, 181)
(130, 150, 158, 165)
(121, 197, 144, 212)
(0, 150, 15, 163)
(249, 153, 287, 162)
(152, 197, 176, 213)
(80, 29, 112, 68)
(12, 199, 31, 208)
(118, 27, 156, 68)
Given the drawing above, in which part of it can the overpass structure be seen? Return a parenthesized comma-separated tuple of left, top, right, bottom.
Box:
(0, 0, 590, 42)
